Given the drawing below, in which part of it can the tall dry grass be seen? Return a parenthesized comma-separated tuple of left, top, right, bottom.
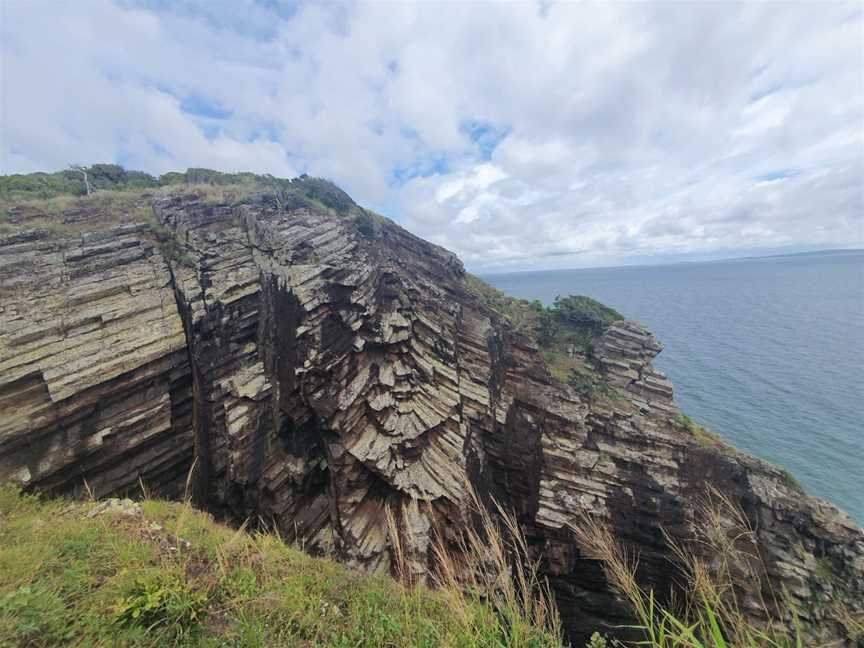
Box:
(567, 487, 856, 648)
(386, 483, 563, 646)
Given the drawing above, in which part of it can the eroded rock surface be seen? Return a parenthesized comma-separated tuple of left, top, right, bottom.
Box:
(1, 191, 861, 644)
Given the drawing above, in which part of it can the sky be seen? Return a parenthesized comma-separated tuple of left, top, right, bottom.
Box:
(1, 1, 862, 272)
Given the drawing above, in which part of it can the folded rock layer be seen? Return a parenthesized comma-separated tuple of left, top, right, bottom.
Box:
(1, 189, 861, 644)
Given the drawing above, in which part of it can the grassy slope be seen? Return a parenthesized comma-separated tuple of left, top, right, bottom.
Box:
(0, 486, 560, 648)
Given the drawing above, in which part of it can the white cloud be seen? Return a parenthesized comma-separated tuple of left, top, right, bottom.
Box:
(1, 0, 861, 270)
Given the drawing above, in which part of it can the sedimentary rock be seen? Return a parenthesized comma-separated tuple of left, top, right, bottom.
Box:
(1, 186, 861, 644)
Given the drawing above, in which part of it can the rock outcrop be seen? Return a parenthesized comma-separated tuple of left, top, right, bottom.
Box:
(1, 186, 861, 644)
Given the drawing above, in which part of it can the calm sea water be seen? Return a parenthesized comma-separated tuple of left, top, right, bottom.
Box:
(482, 251, 864, 524)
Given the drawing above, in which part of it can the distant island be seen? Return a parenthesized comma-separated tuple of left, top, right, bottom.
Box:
(736, 248, 864, 261)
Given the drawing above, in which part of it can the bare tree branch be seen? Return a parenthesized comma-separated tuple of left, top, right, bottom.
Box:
(70, 165, 91, 195)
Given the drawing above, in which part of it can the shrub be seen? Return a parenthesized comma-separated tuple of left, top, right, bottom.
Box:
(355, 210, 376, 237)
(0, 170, 89, 201)
(291, 175, 356, 213)
(86, 164, 159, 191)
(537, 309, 560, 347)
(180, 168, 259, 187)
(569, 368, 596, 399)
(551, 295, 623, 333)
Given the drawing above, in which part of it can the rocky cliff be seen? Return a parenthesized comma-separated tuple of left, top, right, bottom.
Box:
(1, 177, 861, 644)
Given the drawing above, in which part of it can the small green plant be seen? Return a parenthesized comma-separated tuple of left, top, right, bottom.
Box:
(676, 412, 699, 432)
(220, 566, 260, 599)
(586, 631, 609, 648)
(675, 412, 732, 449)
(139, 208, 196, 267)
(777, 466, 801, 490)
(815, 556, 833, 580)
(569, 368, 597, 399)
(113, 572, 209, 633)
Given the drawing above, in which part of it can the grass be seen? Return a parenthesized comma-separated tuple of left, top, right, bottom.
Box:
(674, 412, 730, 450)
(387, 483, 562, 648)
(776, 467, 801, 490)
(0, 185, 254, 232)
(0, 166, 369, 244)
(137, 207, 197, 267)
(0, 189, 152, 234)
(464, 273, 546, 338)
(0, 483, 563, 647)
(569, 487, 863, 647)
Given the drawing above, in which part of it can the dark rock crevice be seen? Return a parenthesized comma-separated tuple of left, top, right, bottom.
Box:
(165, 258, 213, 507)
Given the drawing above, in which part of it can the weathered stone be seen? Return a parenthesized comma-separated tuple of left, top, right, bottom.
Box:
(86, 498, 142, 518)
(0, 191, 860, 645)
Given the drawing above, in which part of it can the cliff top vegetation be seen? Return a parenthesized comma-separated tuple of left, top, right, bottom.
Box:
(464, 273, 624, 400)
(0, 165, 378, 238)
(0, 165, 347, 206)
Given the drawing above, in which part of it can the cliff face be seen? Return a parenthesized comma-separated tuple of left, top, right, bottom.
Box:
(1, 186, 861, 644)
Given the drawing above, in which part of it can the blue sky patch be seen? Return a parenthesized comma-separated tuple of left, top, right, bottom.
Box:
(180, 95, 233, 120)
(461, 120, 510, 160)
(150, 141, 172, 158)
(246, 122, 282, 143)
(123, 0, 288, 40)
(755, 169, 800, 182)
(390, 154, 449, 187)
(199, 123, 221, 140)
(749, 83, 783, 103)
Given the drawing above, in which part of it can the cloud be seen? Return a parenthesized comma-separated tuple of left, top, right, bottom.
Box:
(1, 0, 861, 269)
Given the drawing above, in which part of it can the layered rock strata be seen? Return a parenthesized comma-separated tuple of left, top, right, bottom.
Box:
(1, 190, 861, 644)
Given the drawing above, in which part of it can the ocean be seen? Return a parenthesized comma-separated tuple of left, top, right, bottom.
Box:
(482, 250, 864, 524)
